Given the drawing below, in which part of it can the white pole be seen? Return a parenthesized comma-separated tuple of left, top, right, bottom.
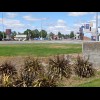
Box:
(2, 12, 4, 40)
(96, 12, 98, 41)
(41, 20, 42, 40)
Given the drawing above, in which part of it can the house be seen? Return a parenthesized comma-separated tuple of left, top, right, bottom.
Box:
(14, 35, 27, 41)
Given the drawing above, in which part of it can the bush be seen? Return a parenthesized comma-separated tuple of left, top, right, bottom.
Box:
(19, 56, 44, 87)
(74, 55, 96, 78)
(32, 72, 58, 87)
(0, 61, 17, 87)
(49, 55, 72, 80)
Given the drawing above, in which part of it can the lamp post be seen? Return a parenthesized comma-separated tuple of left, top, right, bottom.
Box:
(2, 12, 4, 40)
(96, 12, 98, 41)
(41, 19, 43, 40)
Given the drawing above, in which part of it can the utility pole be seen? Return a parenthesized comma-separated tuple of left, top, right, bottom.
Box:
(41, 20, 42, 40)
(96, 12, 98, 41)
(2, 12, 4, 40)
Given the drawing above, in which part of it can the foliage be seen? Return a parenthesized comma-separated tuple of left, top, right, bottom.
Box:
(74, 55, 96, 78)
(0, 61, 17, 87)
(70, 31, 74, 38)
(49, 32, 54, 40)
(19, 56, 44, 87)
(58, 32, 62, 39)
(49, 55, 72, 80)
(40, 30, 47, 38)
(33, 72, 58, 87)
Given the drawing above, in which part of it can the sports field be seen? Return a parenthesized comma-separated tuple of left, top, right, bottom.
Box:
(0, 43, 82, 56)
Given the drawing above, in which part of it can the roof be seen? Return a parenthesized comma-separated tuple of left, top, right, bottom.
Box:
(15, 35, 27, 38)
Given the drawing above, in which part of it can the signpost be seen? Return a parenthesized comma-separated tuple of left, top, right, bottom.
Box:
(2, 12, 4, 40)
(96, 12, 98, 41)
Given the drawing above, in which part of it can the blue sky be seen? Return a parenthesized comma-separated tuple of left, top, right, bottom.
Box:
(0, 12, 99, 35)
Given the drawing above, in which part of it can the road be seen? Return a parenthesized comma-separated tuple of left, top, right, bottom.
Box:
(0, 40, 87, 44)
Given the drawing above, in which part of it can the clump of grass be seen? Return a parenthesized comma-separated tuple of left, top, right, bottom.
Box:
(0, 61, 17, 87)
(74, 55, 96, 78)
(19, 56, 44, 87)
(49, 55, 72, 80)
(32, 72, 58, 87)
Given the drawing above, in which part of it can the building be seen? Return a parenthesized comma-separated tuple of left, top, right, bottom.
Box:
(74, 32, 80, 40)
(5, 29, 12, 39)
(76, 21, 100, 41)
(14, 35, 27, 41)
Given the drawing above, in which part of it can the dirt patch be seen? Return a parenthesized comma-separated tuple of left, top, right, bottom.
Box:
(49, 45, 81, 49)
(49, 45, 67, 49)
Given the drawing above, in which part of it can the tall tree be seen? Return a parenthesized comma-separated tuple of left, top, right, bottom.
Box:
(40, 30, 47, 38)
(34, 29, 40, 38)
(11, 31, 17, 39)
(49, 32, 54, 39)
(58, 32, 62, 39)
(70, 31, 74, 38)
(23, 29, 32, 40)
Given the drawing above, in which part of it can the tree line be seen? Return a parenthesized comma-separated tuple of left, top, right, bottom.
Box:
(0, 29, 75, 40)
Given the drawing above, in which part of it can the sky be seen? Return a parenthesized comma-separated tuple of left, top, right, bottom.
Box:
(0, 12, 100, 35)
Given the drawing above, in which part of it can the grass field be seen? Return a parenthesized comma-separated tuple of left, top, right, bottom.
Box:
(77, 78, 100, 87)
(0, 43, 82, 56)
(77, 71, 100, 87)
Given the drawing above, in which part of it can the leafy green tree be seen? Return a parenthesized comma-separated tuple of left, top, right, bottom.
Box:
(49, 32, 54, 39)
(23, 29, 32, 40)
(69, 31, 74, 38)
(58, 32, 62, 39)
(11, 31, 17, 39)
(34, 29, 40, 38)
(0, 31, 6, 40)
(40, 30, 47, 38)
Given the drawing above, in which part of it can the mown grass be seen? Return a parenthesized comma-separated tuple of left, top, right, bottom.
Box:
(77, 78, 100, 87)
(76, 71, 100, 87)
(0, 43, 82, 57)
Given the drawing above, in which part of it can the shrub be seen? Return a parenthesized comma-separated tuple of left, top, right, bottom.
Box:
(49, 55, 72, 80)
(32, 73, 57, 87)
(0, 61, 17, 87)
(74, 55, 96, 78)
(19, 56, 44, 87)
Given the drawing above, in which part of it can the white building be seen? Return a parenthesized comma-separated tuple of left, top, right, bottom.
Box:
(14, 35, 27, 41)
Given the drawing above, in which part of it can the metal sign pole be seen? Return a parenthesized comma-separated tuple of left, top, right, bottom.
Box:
(2, 12, 4, 40)
(96, 12, 98, 41)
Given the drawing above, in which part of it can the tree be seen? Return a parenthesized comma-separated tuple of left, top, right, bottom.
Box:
(49, 32, 54, 39)
(58, 32, 62, 39)
(69, 31, 74, 38)
(33, 29, 40, 38)
(11, 31, 17, 39)
(64, 34, 70, 39)
(0, 31, 6, 40)
(23, 29, 32, 40)
(40, 30, 47, 38)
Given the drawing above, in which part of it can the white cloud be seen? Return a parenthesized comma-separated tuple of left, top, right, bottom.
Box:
(0, 18, 31, 32)
(23, 15, 48, 21)
(68, 12, 94, 16)
(93, 15, 100, 19)
(47, 19, 71, 34)
(6, 12, 17, 18)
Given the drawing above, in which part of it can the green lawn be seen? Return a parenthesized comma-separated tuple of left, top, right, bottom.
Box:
(77, 78, 100, 87)
(0, 43, 82, 56)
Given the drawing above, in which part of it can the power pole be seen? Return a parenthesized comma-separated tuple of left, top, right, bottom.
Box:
(41, 20, 43, 40)
(96, 12, 98, 41)
(2, 12, 4, 40)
